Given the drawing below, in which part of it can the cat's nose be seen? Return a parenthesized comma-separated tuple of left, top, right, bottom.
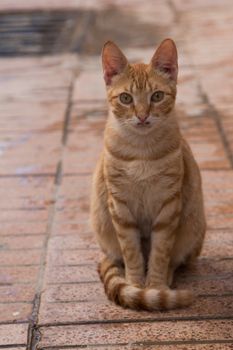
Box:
(137, 115, 149, 123)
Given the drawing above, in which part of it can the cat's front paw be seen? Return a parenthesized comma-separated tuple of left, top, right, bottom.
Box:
(145, 276, 168, 290)
(126, 273, 145, 288)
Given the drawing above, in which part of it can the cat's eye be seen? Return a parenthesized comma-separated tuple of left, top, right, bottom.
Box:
(151, 91, 164, 103)
(119, 92, 133, 105)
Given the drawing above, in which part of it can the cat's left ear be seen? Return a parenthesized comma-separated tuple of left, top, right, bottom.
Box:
(102, 41, 128, 85)
(150, 39, 178, 82)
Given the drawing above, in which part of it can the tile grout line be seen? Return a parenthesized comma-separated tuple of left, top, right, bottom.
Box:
(37, 339, 233, 349)
(26, 66, 79, 350)
(33, 340, 233, 350)
(43, 293, 233, 304)
(0, 345, 26, 349)
(37, 315, 233, 328)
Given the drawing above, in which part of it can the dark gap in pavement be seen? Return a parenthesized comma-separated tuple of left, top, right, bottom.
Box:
(0, 10, 93, 56)
(0, 6, 166, 57)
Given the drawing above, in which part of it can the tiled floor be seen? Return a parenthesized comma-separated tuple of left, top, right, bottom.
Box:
(0, 0, 233, 348)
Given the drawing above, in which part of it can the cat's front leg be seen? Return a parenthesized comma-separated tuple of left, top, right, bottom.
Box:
(108, 196, 145, 287)
(146, 195, 181, 288)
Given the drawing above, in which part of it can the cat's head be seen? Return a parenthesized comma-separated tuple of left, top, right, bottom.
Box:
(102, 39, 178, 135)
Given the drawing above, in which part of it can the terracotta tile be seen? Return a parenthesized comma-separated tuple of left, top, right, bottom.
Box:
(175, 257, 233, 280)
(202, 238, 233, 258)
(47, 248, 100, 266)
(45, 265, 98, 284)
(202, 171, 233, 189)
(189, 143, 230, 170)
(0, 221, 47, 236)
(199, 230, 233, 258)
(63, 117, 105, 174)
(172, 0, 233, 11)
(180, 117, 230, 169)
(0, 176, 53, 194)
(0, 303, 32, 323)
(0, 324, 28, 345)
(180, 117, 224, 143)
(43, 283, 104, 303)
(123, 1, 174, 28)
(0, 176, 54, 210)
(0, 234, 45, 250)
(0, 210, 48, 222)
(51, 220, 90, 236)
(71, 101, 107, 117)
(220, 109, 233, 156)
(48, 346, 233, 350)
(176, 67, 204, 114)
(207, 215, 233, 230)
(66, 204, 89, 221)
(57, 345, 233, 350)
(180, 113, 230, 169)
(0, 54, 74, 180)
(0, 101, 66, 132)
(39, 320, 233, 346)
(0, 61, 72, 104)
(39, 295, 233, 325)
(49, 233, 97, 250)
(0, 284, 35, 302)
(197, 64, 233, 109)
(43, 257, 232, 302)
(0, 249, 42, 266)
(3, 348, 27, 350)
(0, 195, 50, 211)
(0, 132, 61, 176)
(201, 34, 233, 67)
(54, 175, 92, 221)
(54, 209, 89, 223)
(57, 174, 92, 199)
(0, 266, 39, 284)
(202, 171, 233, 229)
(178, 277, 233, 296)
(72, 71, 105, 102)
(97, 45, 189, 70)
(43, 272, 233, 304)
(156, 347, 233, 350)
(62, 148, 97, 174)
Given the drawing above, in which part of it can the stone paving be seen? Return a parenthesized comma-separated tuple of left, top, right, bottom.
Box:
(0, 0, 233, 349)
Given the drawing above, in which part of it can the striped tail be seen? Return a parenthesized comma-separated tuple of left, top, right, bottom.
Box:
(98, 257, 193, 310)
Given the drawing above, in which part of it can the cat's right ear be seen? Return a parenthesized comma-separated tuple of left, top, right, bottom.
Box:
(102, 41, 128, 85)
(150, 39, 178, 82)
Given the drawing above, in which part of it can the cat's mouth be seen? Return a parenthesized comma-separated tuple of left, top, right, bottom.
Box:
(137, 121, 151, 127)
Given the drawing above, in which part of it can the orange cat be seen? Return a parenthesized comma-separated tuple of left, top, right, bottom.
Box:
(90, 39, 206, 310)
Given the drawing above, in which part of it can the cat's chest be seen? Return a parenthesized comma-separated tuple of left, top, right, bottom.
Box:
(123, 158, 182, 219)
(107, 152, 182, 223)
(126, 174, 162, 219)
(125, 159, 165, 182)
(123, 162, 171, 210)
(125, 159, 178, 190)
